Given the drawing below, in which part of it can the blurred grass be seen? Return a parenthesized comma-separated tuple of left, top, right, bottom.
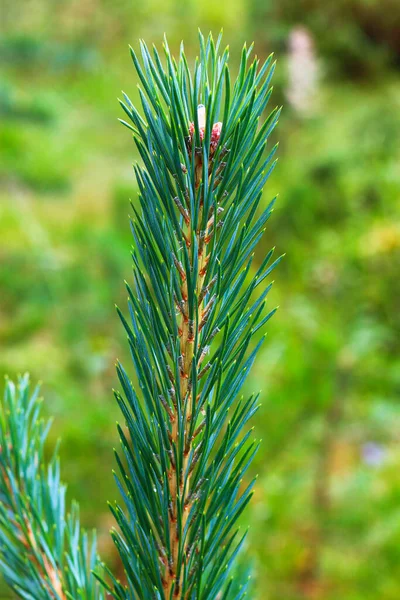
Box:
(1, 0, 400, 598)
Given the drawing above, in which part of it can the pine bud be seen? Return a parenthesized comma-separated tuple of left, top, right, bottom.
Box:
(189, 104, 222, 154)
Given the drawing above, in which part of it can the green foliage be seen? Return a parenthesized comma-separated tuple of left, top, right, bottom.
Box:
(0, 36, 98, 72)
(0, 375, 104, 599)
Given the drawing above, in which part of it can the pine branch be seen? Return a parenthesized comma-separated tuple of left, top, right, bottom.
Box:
(0, 375, 105, 600)
(111, 31, 281, 600)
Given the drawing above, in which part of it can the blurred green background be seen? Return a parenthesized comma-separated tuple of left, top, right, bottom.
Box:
(1, 0, 400, 598)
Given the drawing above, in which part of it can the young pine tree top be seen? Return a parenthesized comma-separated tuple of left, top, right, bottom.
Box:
(0, 31, 282, 600)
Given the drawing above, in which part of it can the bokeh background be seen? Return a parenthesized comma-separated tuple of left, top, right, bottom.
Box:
(1, 0, 400, 598)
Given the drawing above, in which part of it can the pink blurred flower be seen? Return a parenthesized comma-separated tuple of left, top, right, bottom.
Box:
(286, 26, 319, 117)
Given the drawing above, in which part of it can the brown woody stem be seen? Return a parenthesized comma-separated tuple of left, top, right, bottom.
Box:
(165, 155, 217, 599)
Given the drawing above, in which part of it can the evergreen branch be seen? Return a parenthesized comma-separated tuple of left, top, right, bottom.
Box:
(0, 375, 105, 600)
(111, 31, 281, 600)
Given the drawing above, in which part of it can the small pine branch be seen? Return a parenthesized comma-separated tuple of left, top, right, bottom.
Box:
(111, 31, 281, 600)
(0, 375, 105, 600)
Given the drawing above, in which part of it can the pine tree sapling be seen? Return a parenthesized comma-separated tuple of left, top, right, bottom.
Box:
(0, 32, 281, 600)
